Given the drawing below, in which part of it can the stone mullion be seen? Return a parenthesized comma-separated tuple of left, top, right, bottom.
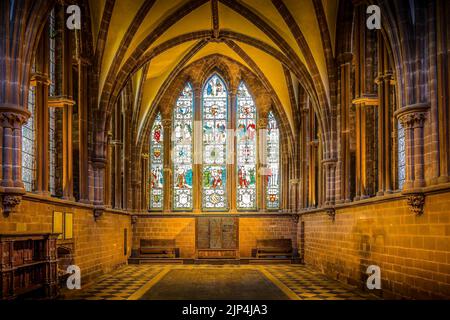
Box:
(193, 85, 202, 213)
(113, 100, 123, 208)
(308, 108, 316, 208)
(257, 116, 268, 213)
(104, 133, 113, 207)
(413, 118, 426, 188)
(60, 17, 74, 201)
(383, 77, 394, 193)
(337, 53, 352, 203)
(34, 25, 51, 195)
(300, 107, 309, 209)
(437, 0, 450, 183)
(123, 109, 131, 210)
(77, 59, 90, 202)
(162, 118, 172, 213)
(141, 153, 149, 211)
(229, 88, 237, 213)
(354, 104, 362, 201)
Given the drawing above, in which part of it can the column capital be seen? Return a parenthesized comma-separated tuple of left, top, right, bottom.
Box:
(0, 104, 31, 128)
(395, 103, 430, 129)
(257, 117, 268, 129)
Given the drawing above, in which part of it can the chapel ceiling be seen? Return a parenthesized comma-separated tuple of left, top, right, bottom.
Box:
(88, 0, 339, 137)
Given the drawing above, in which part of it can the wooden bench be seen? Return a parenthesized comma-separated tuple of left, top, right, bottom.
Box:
(255, 239, 293, 259)
(139, 239, 179, 258)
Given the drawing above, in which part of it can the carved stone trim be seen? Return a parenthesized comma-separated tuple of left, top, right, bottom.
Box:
(131, 215, 138, 225)
(291, 214, 299, 224)
(406, 193, 425, 216)
(1, 194, 22, 217)
(93, 206, 105, 221)
(325, 207, 336, 221)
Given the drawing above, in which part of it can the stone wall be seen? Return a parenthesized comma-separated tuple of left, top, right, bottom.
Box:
(131, 215, 298, 259)
(132, 217, 196, 258)
(0, 196, 131, 284)
(300, 190, 450, 299)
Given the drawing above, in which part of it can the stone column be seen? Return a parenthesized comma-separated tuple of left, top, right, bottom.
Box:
(77, 56, 90, 202)
(62, 102, 74, 200)
(161, 117, 172, 213)
(111, 140, 123, 209)
(141, 153, 149, 211)
(337, 52, 353, 203)
(395, 104, 430, 191)
(34, 25, 51, 195)
(229, 87, 237, 213)
(323, 159, 337, 206)
(257, 116, 268, 212)
(0, 107, 30, 214)
(193, 84, 202, 213)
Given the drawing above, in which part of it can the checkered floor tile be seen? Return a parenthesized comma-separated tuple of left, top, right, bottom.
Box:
(63, 264, 379, 300)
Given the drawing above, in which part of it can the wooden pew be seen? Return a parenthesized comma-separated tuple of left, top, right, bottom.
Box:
(255, 239, 293, 259)
(139, 239, 179, 258)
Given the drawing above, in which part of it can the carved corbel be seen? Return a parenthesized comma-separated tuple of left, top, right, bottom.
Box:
(93, 206, 105, 221)
(1, 195, 22, 217)
(291, 214, 300, 224)
(325, 207, 336, 221)
(131, 215, 138, 225)
(406, 193, 425, 216)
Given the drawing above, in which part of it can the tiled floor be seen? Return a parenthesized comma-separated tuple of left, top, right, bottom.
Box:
(64, 264, 379, 300)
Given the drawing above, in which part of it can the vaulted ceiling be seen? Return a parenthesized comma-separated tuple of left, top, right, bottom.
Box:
(88, 0, 339, 138)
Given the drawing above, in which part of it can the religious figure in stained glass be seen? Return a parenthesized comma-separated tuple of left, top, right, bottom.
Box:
(236, 82, 257, 210)
(149, 113, 164, 210)
(173, 83, 194, 210)
(266, 111, 280, 209)
(202, 74, 228, 210)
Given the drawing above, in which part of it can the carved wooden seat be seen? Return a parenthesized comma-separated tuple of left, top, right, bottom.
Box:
(139, 239, 179, 258)
(255, 239, 293, 259)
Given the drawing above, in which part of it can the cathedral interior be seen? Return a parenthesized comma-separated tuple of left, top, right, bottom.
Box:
(1, 0, 450, 301)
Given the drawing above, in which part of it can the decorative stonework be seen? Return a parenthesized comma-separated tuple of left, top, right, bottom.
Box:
(406, 193, 425, 216)
(325, 207, 336, 221)
(131, 215, 138, 225)
(93, 207, 105, 221)
(1, 195, 22, 217)
(291, 214, 299, 224)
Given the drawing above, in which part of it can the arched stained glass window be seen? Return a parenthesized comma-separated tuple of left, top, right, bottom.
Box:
(202, 74, 228, 210)
(236, 82, 257, 210)
(398, 121, 406, 190)
(173, 83, 194, 210)
(22, 85, 36, 192)
(266, 111, 280, 209)
(149, 113, 164, 210)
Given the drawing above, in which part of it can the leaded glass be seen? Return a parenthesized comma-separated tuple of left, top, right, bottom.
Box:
(398, 121, 406, 190)
(266, 111, 280, 209)
(173, 83, 194, 210)
(149, 113, 164, 210)
(202, 74, 228, 210)
(22, 86, 36, 192)
(236, 82, 257, 210)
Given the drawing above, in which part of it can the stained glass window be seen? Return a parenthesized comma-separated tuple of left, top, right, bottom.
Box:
(173, 83, 194, 210)
(22, 86, 36, 192)
(149, 113, 164, 210)
(398, 121, 406, 190)
(236, 82, 257, 210)
(202, 74, 228, 210)
(266, 111, 280, 209)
